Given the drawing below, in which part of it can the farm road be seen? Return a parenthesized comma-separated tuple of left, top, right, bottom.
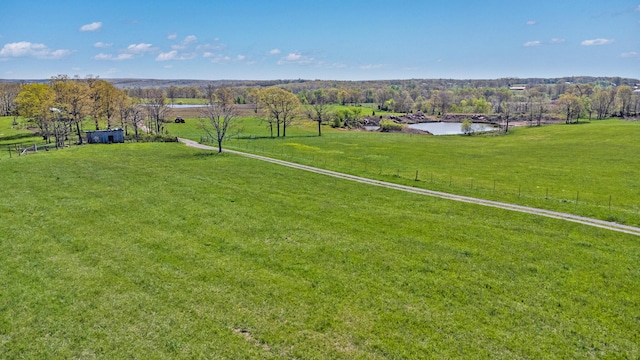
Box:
(179, 138, 640, 237)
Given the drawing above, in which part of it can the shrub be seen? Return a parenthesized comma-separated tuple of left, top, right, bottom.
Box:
(461, 118, 473, 135)
(379, 120, 405, 132)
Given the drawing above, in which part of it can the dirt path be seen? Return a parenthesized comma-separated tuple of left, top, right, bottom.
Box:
(178, 138, 640, 237)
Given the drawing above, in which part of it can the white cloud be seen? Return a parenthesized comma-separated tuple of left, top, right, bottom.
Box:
(550, 38, 566, 44)
(524, 40, 542, 47)
(581, 38, 614, 46)
(360, 64, 383, 70)
(80, 22, 102, 32)
(204, 52, 231, 63)
(94, 42, 112, 48)
(156, 50, 196, 61)
(156, 50, 177, 61)
(127, 43, 154, 53)
(620, 51, 638, 58)
(237, 54, 245, 61)
(269, 48, 281, 55)
(278, 52, 314, 64)
(526, 20, 536, 25)
(168, 33, 177, 40)
(94, 53, 133, 61)
(0, 41, 71, 59)
(183, 35, 197, 44)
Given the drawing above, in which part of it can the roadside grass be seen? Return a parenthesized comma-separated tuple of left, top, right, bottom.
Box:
(1, 143, 638, 358)
(167, 117, 640, 226)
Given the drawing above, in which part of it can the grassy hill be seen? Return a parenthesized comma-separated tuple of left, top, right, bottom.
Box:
(1, 135, 638, 358)
(168, 115, 640, 227)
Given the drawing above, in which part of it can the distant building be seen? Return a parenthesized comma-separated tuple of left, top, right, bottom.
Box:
(86, 129, 124, 144)
(509, 86, 526, 91)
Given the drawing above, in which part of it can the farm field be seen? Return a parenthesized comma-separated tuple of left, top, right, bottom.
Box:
(0, 139, 638, 358)
(167, 116, 640, 227)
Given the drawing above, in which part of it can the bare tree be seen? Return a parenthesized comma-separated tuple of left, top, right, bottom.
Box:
(127, 104, 144, 141)
(591, 88, 616, 119)
(199, 87, 238, 153)
(144, 88, 169, 133)
(305, 90, 331, 136)
(0, 83, 21, 120)
(167, 85, 178, 107)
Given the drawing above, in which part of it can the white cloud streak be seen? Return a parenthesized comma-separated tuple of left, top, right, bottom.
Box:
(581, 38, 614, 46)
(360, 64, 383, 70)
(269, 48, 281, 55)
(94, 53, 133, 61)
(524, 41, 542, 47)
(94, 42, 112, 48)
(526, 20, 536, 25)
(80, 22, 102, 32)
(126, 43, 154, 53)
(278, 52, 314, 64)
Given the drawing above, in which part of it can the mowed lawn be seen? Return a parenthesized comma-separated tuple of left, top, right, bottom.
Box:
(0, 143, 638, 358)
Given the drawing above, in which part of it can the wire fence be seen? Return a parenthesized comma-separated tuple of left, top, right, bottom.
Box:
(221, 137, 639, 226)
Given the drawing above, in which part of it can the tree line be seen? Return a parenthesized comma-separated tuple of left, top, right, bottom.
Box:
(1, 75, 638, 149)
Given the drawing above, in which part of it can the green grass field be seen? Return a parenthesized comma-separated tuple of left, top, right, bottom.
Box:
(1, 138, 639, 358)
(167, 116, 640, 227)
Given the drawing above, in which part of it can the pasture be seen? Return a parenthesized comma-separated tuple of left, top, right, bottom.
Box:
(0, 135, 639, 358)
(168, 115, 640, 226)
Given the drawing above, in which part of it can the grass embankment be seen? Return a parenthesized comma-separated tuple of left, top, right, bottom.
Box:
(167, 117, 640, 226)
(1, 143, 638, 358)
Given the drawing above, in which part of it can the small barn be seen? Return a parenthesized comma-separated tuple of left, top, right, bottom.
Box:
(86, 129, 125, 144)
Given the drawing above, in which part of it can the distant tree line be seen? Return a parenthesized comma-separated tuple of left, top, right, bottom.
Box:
(1, 75, 638, 145)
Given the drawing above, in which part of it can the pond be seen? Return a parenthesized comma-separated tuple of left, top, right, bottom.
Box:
(407, 122, 496, 135)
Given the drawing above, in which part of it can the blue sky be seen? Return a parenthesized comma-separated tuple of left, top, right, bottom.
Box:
(1, 0, 639, 80)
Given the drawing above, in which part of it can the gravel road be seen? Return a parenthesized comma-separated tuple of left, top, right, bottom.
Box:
(179, 138, 640, 237)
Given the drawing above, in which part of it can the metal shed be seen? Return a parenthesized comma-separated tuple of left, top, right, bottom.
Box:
(86, 129, 125, 144)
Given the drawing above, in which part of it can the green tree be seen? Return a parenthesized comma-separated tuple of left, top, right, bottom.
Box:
(557, 93, 582, 123)
(259, 87, 300, 137)
(461, 118, 473, 135)
(616, 85, 633, 117)
(15, 83, 55, 141)
(51, 77, 91, 144)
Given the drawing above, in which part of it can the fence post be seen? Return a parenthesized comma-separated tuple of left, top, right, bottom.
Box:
(7, 145, 11, 158)
(609, 195, 611, 211)
(415, 170, 419, 181)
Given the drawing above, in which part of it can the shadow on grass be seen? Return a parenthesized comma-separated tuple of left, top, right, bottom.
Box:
(0, 132, 41, 142)
(234, 134, 320, 140)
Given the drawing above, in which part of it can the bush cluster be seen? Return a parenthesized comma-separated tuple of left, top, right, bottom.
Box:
(379, 120, 405, 132)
